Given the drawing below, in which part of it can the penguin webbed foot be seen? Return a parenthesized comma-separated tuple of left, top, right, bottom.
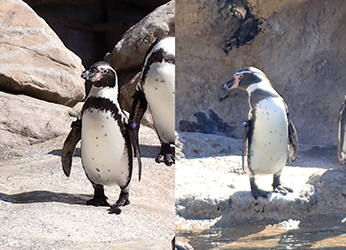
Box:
(250, 178, 269, 199)
(273, 185, 293, 195)
(108, 190, 130, 214)
(272, 174, 293, 195)
(86, 196, 110, 207)
(251, 187, 269, 199)
(156, 143, 175, 166)
(87, 184, 110, 206)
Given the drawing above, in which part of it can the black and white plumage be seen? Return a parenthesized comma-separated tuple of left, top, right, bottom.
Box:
(338, 96, 346, 169)
(62, 61, 141, 213)
(130, 36, 175, 166)
(221, 67, 298, 199)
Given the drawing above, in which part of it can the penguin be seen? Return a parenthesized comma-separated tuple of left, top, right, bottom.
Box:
(61, 61, 141, 213)
(338, 95, 346, 168)
(130, 36, 175, 166)
(221, 67, 298, 199)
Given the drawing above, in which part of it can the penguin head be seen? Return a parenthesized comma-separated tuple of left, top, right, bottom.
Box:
(82, 61, 117, 88)
(221, 67, 272, 92)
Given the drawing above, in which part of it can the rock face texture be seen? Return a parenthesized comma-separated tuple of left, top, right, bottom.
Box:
(176, 0, 346, 145)
(25, 0, 171, 70)
(105, 0, 175, 72)
(176, 132, 345, 229)
(0, 0, 85, 107)
(105, 0, 175, 113)
(0, 92, 77, 152)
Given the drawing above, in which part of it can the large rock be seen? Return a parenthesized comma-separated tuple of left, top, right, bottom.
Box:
(104, 0, 175, 117)
(104, 0, 175, 72)
(176, 132, 345, 228)
(176, 0, 346, 145)
(0, 0, 85, 107)
(0, 91, 76, 153)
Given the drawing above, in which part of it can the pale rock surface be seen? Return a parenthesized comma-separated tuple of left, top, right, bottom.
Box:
(104, 0, 175, 72)
(0, 126, 174, 249)
(176, 132, 346, 229)
(0, 91, 77, 153)
(0, 0, 85, 107)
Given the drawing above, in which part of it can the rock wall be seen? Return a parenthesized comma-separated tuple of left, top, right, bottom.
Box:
(0, 0, 85, 107)
(176, 0, 346, 145)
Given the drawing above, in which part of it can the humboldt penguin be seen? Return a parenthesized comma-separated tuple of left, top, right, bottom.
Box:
(338, 95, 346, 168)
(62, 61, 141, 213)
(221, 67, 298, 199)
(130, 36, 175, 166)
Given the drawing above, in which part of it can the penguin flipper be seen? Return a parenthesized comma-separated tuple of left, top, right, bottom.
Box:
(61, 119, 82, 177)
(128, 126, 142, 182)
(242, 120, 250, 172)
(288, 118, 298, 163)
(338, 96, 346, 168)
(129, 89, 148, 144)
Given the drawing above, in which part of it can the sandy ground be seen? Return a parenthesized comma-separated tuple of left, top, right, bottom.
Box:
(0, 126, 174, 250)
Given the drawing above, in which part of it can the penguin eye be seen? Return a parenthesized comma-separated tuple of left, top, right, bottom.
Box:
(100, 68, 108, 74)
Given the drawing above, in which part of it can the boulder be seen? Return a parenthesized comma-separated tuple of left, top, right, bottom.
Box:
(0, 91, 76, 153)
(104, 0, 175, 73)
(0, 0, 85, 107)
(176, 0, 346, 145)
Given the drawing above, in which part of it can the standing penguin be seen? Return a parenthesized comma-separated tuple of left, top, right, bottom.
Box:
(221, 67, 298, 199)
(130, 36, 175, 166)
(338, 96, 346, 168)
(62, 61, 141, 212)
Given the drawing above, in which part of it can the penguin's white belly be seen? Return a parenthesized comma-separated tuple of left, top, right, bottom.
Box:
(248, 98, 288, 176)
(81, 109, 130, 187)
(143, 62, 175, 143)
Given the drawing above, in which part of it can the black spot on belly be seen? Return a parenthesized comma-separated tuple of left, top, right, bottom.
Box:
(92, 157, 94, 160)
(98, 174, 101, 178)
(121, 171, 124, 174)
(106, 180, 109, 183)
(96, 168, 100, 172)
(96, 145, 99, 147)
(161, 80, 165, 83)
(156, 79, 159, 81)
(108, 169, 110, 172)
(96, 137, 98, 139)
(155, 87, 158, 90)
(105, 134, 107, 137)
(101, 125, 104, 128)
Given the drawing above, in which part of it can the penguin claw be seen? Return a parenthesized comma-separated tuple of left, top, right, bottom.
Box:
(155, 153, 175, 166)
(274, 185, 293, 195)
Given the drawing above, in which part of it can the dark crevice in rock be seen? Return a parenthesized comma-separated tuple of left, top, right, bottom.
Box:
(221, 0, 265, 53)
(178, 109, 237, 138)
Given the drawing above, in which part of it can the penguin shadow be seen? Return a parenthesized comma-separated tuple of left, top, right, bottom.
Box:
(48, 145, 159, 159)
(48, 148, 81, 157)
(138, 144, 161, 158)
(0, 190, 91, 206)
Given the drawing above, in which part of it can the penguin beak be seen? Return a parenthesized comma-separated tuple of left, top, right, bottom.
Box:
(221, 78, 236, 91)
(81, 70, 90, 80)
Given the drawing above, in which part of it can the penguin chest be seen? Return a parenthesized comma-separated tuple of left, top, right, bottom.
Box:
(81, 109, 130, 187)
(143, 62, 175, 143)
(248, 97, 288, 176)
